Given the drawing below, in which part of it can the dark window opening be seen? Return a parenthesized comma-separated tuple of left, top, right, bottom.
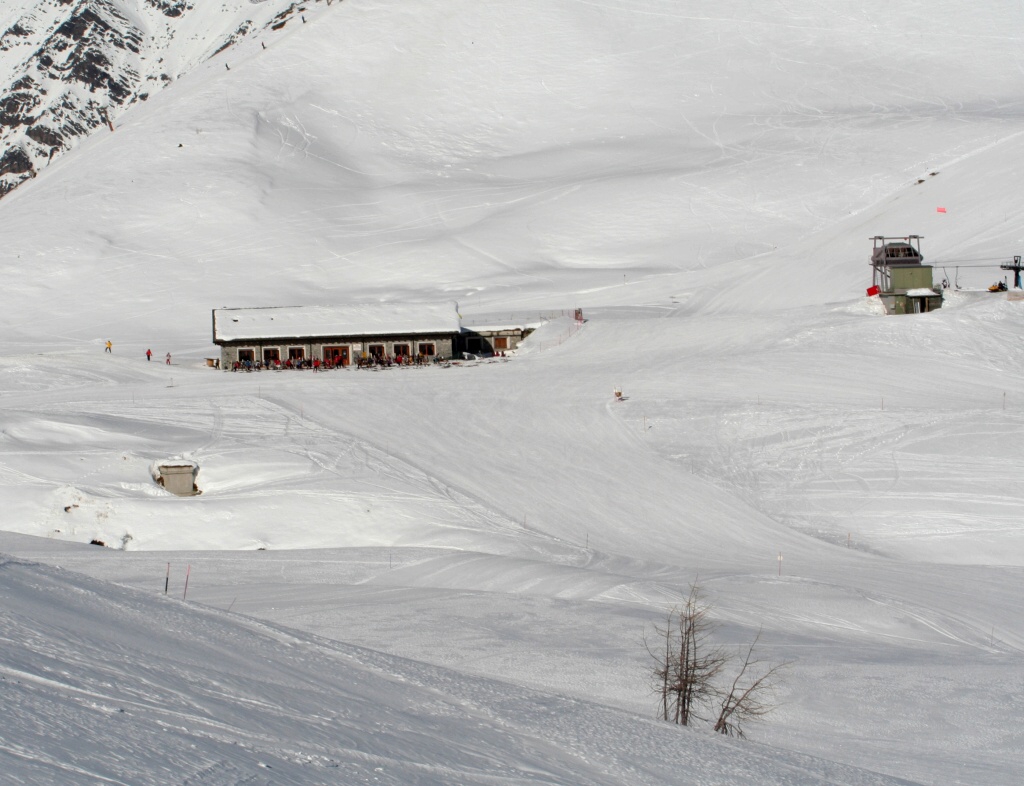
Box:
(238, 349, 255, 362)
(418, 342, 436, 356)
(288, 347, 305, 361)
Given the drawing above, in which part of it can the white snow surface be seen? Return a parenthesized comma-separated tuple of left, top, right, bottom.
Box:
(1, 1, 1023, 784)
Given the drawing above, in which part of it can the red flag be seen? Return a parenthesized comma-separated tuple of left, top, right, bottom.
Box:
(937, 207, 947, 213)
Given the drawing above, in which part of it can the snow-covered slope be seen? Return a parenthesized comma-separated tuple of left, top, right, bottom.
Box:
(1, 0, 1022, 348)
(1, 1, 1023, 784)
(2, 551, 921, 785)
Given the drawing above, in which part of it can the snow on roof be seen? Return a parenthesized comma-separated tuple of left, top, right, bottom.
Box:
(213, 303, 461, 342)
(905, 288, 941, 297)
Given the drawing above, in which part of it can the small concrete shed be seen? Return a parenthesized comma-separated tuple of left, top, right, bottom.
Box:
(154, 462, 200, 496)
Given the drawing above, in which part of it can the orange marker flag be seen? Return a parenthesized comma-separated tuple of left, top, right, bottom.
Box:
(937, 207, 947, 213)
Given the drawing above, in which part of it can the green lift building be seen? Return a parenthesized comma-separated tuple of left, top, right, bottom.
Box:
(869, 235, 943, 315)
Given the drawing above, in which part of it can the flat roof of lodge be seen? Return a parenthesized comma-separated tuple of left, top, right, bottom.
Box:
(213, 303, 461, 343)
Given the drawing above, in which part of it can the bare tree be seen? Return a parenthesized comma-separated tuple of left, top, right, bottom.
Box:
(648, 582, 788, 737)
(647, 581, 728, 726)
(713, 629, 788, 738)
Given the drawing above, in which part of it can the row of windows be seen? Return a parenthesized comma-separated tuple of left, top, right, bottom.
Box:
(235, 343, 437, 365)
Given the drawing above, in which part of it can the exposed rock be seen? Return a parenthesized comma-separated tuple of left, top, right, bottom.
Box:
(68, 48, 131, 101)
(145, 0, 193, 18)
(26, 124, 64, 149)
(0, 147, 33, 175)
(0, 92, 40, 127)
(0, 23, 33, 52)
(213, 20, 253, 56)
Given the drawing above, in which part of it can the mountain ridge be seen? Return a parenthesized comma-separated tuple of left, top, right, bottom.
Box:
(0, 0, 322, 196)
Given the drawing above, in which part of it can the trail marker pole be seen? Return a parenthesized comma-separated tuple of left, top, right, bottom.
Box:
(1003, 392, 1007, 410)
(183, 564, 191, 600)
(777, 551, 783, 576)
(164, 562, 170, 595)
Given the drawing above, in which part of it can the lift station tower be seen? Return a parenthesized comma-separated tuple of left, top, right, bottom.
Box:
(869, 235, 943, 314)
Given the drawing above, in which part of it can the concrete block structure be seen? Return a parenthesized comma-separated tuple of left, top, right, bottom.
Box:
(157, 463, 199, 496)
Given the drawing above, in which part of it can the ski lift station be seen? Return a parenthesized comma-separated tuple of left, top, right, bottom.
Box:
(868, 235, 943, 315)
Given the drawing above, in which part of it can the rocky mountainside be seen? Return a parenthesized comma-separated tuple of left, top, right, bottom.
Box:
(0, 0, 324, 197)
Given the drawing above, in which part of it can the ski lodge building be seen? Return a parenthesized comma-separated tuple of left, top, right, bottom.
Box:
(211, 303, 533, 368)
